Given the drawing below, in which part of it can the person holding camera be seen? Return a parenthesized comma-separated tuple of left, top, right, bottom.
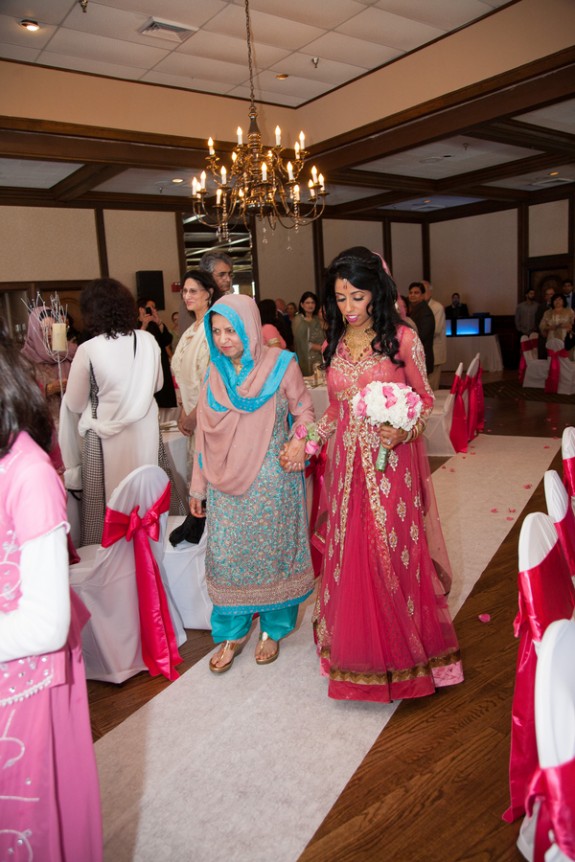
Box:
(137, 298, 177, 413)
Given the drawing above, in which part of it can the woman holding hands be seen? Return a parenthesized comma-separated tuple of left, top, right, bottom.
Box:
(282, 247, 462, 703)
(190, 295, 315, 672)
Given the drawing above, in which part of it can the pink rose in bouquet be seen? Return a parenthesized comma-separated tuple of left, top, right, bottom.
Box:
(351, 381, 422, 470)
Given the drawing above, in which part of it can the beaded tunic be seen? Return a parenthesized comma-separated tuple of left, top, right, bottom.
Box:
(312, 325, 463, 702)
(206, 394, 314, 613)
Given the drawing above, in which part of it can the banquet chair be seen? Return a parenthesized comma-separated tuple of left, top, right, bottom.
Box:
(162, 519, 212, 629)
(423, 362, 466, 456)
(504, 512, 575, 824)
(70, 465, 186, 684)
(544, 470, 575, 579)
(518, 332, 539, 385)
(517, 619, 575, 862)
(523, 336, 550, 389)
(544, 338, 575, 396)
(562, 427, 575, 506)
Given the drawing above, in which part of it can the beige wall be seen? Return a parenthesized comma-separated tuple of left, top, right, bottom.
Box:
(529, 200, 570, 258)
(255, 219, 315, 305)
(430, 210, 518, 315)
(390, 223, 424, 294)
(322, 220, 383, 271)
(0, 206, 99, 281)
(104, 210, 181, 319)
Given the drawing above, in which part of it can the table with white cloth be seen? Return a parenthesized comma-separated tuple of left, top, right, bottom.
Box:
(444, 334, 503, 372)
(304, 380, 329, 420)
(162, 426, 189, 509)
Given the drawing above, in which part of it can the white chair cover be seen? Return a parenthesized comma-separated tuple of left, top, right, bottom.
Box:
(423, 362, 464, 457)
(462, 353, 479, 414)
(545, 338, 575, 396)
(523, 337, 550, 389)
(518, 619, 575, 862)
(562, 427, 575, 512)
(70, 465, 186, 683)
(544, 470, 575, 578)
(163, 517, 213, 629)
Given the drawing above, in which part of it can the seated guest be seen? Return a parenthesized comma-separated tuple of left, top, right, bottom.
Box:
(539, 292, 575, 344)
(445, 292, 469, 319)
(408, 282, 435, 376)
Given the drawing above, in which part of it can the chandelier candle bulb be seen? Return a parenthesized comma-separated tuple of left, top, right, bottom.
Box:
(293, 184, 300, 202)
(294, 142, 300, 159)
(237, 127, 243, 146)
(208, 138, 215, 156)
(192, 177, 199, 196)
(299, 131, 305, 149)
(51, 323, 67, 352)
(275, 126, 281, 146)
(261, 162, 267, 182)
(221, 166, 227, 184)
(200, 171, 206, 190)
(308, 179, 316, 198)
(319, 173, 325, 190)
(287, 162, 294, 181)
(216, 189, 222, 205)
(311, 166, 318, 184)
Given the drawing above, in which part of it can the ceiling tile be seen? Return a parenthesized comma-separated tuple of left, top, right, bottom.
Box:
(245, 0, 367, 29)
(337, 7, 445, 50)
(0, 158, 80, 187)
(515, 99, 575, 136)
(0, 13, 56, 48)
(202, 4, 324, 51)
(42, 28, 169, 67)
(371, 0, 495, 30)
(302, 31, 401, 66)
(153, 52, 248, 85)
(39, 49, 146, 79)
(270, 52, 368, 84)
(175, 30, 289, 68)
(486, 163, 575, 191)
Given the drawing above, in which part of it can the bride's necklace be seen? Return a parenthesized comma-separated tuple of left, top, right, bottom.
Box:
(344, 321, 374, 361)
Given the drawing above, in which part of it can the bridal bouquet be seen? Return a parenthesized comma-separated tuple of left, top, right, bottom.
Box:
(351, 381, 422, 471)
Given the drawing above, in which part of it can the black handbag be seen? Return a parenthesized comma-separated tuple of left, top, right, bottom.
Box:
(168, 512, 205, 546)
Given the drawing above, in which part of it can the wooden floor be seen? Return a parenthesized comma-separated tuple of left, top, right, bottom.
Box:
(87, 372, 575, 862)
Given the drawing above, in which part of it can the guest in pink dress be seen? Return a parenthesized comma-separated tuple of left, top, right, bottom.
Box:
(0, 325, 102, 861)
(282, 247, 463, 702)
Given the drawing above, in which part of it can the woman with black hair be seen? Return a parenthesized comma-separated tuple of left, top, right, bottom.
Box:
(59, 277, 163, 545)
(281, 247, 462, 703)
(0, 323, 102, 860)
(292, 290, 324, 375)
(257, 298, 294, 350)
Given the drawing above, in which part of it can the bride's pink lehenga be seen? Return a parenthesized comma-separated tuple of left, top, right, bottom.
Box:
(312, 325, 463, 702)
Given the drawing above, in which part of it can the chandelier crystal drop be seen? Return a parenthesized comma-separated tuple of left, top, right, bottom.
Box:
(190, 0, 327, 242)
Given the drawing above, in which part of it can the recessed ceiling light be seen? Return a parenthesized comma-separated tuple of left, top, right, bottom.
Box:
(549, 171, 560, 177)
(20, 19, 40, 31)
(171, 178, 184, 184)
(275, 74, 289, 80)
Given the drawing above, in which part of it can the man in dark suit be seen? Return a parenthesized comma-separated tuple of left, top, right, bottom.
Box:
(562, 279, 574, 309)
(445, 292, 469, 319)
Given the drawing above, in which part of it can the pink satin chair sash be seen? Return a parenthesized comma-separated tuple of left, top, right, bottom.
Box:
(563, 455, 575, 499)
(545, 347, 569, 394)
(526, 756, 575, 862)
(554, 506, 575, 574)
(504, 543, 575, 822)
(463, 373, 479, 441)
(448, 374, 468, 453)
(102, 481, 182, 681)
(475, 365, 484, 433)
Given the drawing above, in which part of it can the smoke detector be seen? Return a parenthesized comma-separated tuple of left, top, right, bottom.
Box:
(138, 17, 197, 43)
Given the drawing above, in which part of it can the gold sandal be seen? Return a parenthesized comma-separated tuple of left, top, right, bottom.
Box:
(255, 632, 280, 665)
(209, 640, 245, 674)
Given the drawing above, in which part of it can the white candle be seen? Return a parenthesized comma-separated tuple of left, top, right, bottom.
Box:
(208, 137, 215, 155)
(200, 171, 206, 190)
(293, 184, 300, 202)
(308, 179, 316, 199)
(287, 162, 294, 181)
(275, 126, 281, 146)
(261, 162, 267, 182)
(192, 177, 199, 196)
(294, 142, 300, 159)
(299, 131, 305, 149)
(237, 127, 243, 145)
(216, 189, 222, 205)
(311, 165, 318, 184)
(52, 322, 67, 352)
(221, 165, 227, 184)
(319, 173, 325, 190)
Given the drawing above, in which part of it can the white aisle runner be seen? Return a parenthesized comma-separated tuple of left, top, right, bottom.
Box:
(95, 435, 560, 862)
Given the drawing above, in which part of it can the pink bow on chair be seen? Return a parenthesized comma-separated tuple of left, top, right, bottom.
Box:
(526, 757, 575, 862)
(504, 542, 575, 822)
(544, 347, 569, 394)
(102, 481, 183, 681)
(563, 455, 575, 499)
(463, 372, 480, 442)
(448, 373, 468, 453)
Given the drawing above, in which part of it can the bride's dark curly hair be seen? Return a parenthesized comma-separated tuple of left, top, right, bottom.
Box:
(321, 246, 404, 368)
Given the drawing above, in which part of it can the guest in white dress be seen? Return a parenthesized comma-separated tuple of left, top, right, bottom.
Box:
(59, 278, 163, 545)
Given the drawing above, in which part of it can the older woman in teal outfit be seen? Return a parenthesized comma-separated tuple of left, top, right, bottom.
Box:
(190, 295, 315, 672)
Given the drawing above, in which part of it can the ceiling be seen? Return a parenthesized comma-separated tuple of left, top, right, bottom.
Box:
(0, 0, 574, 249)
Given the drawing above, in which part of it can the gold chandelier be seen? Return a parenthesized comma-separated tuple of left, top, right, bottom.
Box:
(190, 0, 327, 242)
